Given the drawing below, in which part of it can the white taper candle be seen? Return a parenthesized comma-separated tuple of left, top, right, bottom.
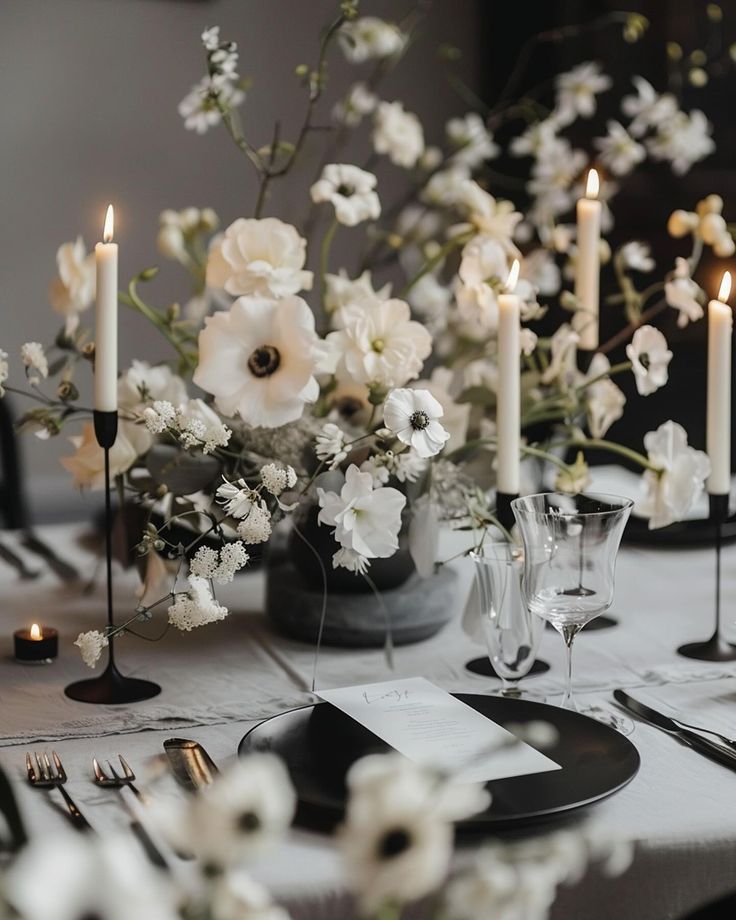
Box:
(497, 259, 521, 495)
(95, 205, 118, 412)
(707, 271, 732, 495)
(574, 169, 601, 351)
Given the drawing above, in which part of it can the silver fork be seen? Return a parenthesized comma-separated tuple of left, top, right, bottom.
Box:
(25, 751, 91, 831)
(93, 755, 143, 798)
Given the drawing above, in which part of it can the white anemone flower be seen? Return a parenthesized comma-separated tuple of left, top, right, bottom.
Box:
(384, 388, 450, 458)
(194, 295, 327, 428)
(664, 257, 704, 328)
(594, 121, 645, 176)
(619, 241, 655, 273)
(638, 420, 710, 529)
(49, 236, 96, 334)
(317, 464, 406, 563)
(338, 16, 406, 63)
(554, 61, 612, 125)
(310, 163, 381, 227)
(205, 217, 312, 298)
(582, 353, 626, 439)
(162, 755, 295, 871)
(621, 76, 678, 137)
(373, 101, 424, 169)
(339, 753, 490, 914)
(626, 325, 672, 396)
(328, 298, 431, 390)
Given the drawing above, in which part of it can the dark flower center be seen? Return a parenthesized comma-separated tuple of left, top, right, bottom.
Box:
(337, 396, 364, 420)
(248, 345, 281, 378)
(236, 809, 262, 833)
(202, 861, 224, 879)
(378, 827, 412, 859)
(337, 183, 355, 198)
(410, 410, 429, 430)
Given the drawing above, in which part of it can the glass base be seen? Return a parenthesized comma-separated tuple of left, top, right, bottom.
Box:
(677, 636, 736, 662)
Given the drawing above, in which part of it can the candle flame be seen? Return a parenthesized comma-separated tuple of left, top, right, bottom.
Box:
(30, 623, 41, 641)
(103, 204, 114, 243)
(585, 169, 599, 200)
(504, 259, 520, 293)
(718, 271, 732, 304)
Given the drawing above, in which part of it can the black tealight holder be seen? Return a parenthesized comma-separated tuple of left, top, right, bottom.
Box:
(14, 625, 58, 663)
(64, 411, 161, 704)
(678, 493, 736, 662)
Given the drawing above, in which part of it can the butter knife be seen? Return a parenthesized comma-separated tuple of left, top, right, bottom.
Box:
(163, 738, 219, 791)
(614, 689, 736, 770)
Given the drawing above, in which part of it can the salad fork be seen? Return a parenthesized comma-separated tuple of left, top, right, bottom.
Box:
(25, 751, 91, 831)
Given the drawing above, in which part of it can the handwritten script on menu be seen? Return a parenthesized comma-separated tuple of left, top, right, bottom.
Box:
(316, 677, 560, 785)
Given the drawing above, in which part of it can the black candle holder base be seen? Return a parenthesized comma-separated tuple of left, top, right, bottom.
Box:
(65, 661, 161, 704)
(677, 636, 736, 662)
(466, 656, 550, 678)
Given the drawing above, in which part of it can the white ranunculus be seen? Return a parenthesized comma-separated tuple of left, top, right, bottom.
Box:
(594, 120, 646, 176)
(325, 268, 391, 316)
(384, 388, 450, 458)
(456, 181, 522, 251)
(373, 101, 424, 169)
(582, 353, 626, 439)
(541, 324, 579, 386)
(338, 16, 407, 63)
(446, 112, 499, 168)
(317, 464, 406, 563)
(555, 61, 612, 125)
(194, 295, 325, 428)
(421, 166, 471, 207)
(339, 753, 489, 914)
(619, 241, 655, 273)
(206, 217, 312, 298)
(310, 163, 381, 227)
(49, 237, 96, 334)
(664, 257, 704, 328)
(638, 420, 710, 529)
(328, 298, 432, 390)
(626, 325, 672, 396)
(621, 76, 678, 137)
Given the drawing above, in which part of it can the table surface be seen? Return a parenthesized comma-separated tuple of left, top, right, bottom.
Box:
(1, 521, 736, 920)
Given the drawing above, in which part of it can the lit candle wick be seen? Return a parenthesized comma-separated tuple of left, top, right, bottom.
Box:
(103, 204, 114, 243)
(504, 258, 520, 294)
(30, 623, 42, 641)
(585, 168, 600, 200)
(718, 271, 731, 304)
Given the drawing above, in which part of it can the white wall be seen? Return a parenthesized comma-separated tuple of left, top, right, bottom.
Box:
(0, 0, 479, 520)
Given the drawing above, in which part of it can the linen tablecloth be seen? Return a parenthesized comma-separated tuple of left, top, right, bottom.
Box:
(1, 521, 736, 920)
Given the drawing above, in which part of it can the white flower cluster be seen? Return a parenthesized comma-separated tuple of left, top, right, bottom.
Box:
(260, 462, 297, 496)
(179, 27, 244, 134)
(216, 477, 274, 544)
(143, 398, 232, 454)
(190, 541, 250, 584)
(338, 16, 407, 63)
(167, 574, 229, 631)
(74, 629, 109, 669)
(20, 342, 48, 385)
(157, 207, 219, 263)
(668, 194, 735, 257)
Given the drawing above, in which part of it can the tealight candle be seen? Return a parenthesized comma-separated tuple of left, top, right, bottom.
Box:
(574, 169, 601, 351)
(14, 623, 58, 663)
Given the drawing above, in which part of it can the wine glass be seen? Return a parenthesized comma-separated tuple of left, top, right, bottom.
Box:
(470, 542, 545, 698)
(511, 492, 632, 712)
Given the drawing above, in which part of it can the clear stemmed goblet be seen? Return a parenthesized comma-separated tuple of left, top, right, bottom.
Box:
(511, 492, 633, 712)
(470, 542, 545, 699)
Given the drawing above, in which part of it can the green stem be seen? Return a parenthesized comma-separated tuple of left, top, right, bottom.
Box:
(574, 360, 632, 394)
(567, 437, 661, 473)
(121, 282, 197, 372)
(320, 218, 339, 309)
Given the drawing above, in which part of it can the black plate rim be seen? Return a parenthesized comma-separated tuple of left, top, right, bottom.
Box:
(238, 694, 640, 830)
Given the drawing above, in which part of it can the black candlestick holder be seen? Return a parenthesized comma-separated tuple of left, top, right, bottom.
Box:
(677, 494, 736, 662)
(65, 410, 161, 704)
(495, 491, 518, 535)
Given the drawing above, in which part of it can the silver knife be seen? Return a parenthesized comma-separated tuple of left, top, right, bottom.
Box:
(163, 738, 219, 791)
(614, 689, 736, 770)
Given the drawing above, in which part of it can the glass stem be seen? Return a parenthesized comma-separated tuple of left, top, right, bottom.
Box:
(560, 624, 579, 710)
(500, 677, 522, 698)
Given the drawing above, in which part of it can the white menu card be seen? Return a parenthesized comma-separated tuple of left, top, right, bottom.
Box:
(316, 677, 560, 784)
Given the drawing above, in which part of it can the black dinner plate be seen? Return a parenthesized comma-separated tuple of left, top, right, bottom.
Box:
(238, 694, 640, 833)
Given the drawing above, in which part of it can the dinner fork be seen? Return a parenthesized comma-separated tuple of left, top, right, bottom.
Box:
(25, 751, 91, 831)
(92, 755, 143, 798)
